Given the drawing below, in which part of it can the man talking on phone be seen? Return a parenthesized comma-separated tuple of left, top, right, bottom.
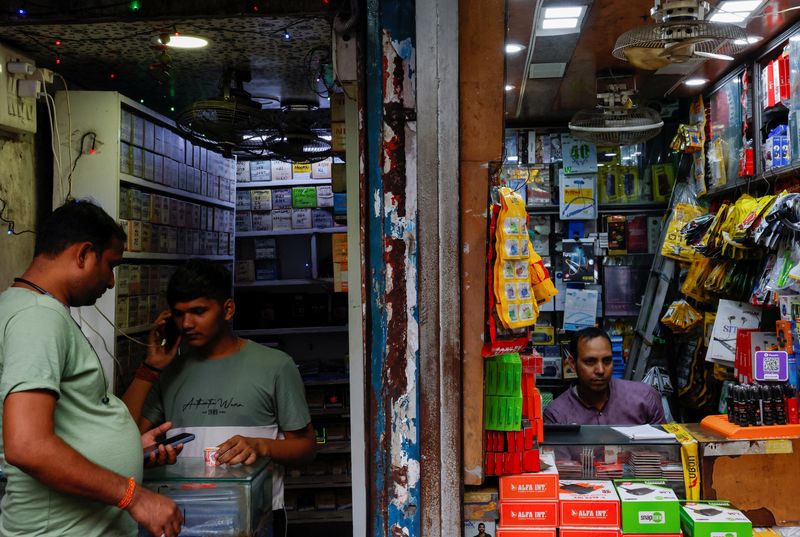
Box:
(122, 259, 316, 535)
(0, 200, 184, 537)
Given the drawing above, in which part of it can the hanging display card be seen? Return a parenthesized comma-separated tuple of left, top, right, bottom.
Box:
(706, 300, 763, 365)
(559, 173, 597, 220)
(561, 133, 597, 174)
(563, 288, 599, 331)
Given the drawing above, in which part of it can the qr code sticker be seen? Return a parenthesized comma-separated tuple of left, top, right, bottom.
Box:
(763, 356, 780, 373)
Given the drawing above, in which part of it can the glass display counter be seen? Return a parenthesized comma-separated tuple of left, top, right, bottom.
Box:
(541, 425, 685, 497)
(140, 457, 271, 537)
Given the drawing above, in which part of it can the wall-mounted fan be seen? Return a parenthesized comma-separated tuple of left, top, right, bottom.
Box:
(569, 81, 664, 146)
(613, 0, 749, 70)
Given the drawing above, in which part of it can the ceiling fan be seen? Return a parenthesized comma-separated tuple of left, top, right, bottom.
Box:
(569, 79, 664, 146)
(613, 0, 749, 70)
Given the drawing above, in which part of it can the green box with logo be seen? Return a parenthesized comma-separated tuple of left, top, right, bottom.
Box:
(614, 480, 680, 534)
(680, 501, 752, 537)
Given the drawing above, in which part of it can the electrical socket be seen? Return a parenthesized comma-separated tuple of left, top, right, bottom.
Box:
(31, 68, 54, 84)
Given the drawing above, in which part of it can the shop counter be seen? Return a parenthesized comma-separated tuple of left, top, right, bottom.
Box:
(140, 457, 271, 537)
(541, 425, 685, 497)
(683, 423, 800, 527)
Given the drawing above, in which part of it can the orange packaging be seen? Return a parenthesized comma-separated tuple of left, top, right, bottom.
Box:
(560, 529, 621, 537)
(500, 501, 559, 528)
(496, 528, 557, 537)
(500, 452, 559, 501)
(558, 480, 620, 527)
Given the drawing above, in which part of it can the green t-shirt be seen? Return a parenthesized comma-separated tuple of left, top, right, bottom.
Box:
(0, 288, 143, 537)
(141, 340, 310, 431)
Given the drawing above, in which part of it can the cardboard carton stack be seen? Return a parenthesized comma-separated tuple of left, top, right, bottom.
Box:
(615, 480, 681, 537)
(559, 480, 621, 537)
(496, 452, 559, 537)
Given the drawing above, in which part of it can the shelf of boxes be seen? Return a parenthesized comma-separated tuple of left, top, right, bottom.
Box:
(52, 91, 236, 391)
(237, 179, 334, 188)
(235, 326, 349, 337)
(236, 227, 346, 238)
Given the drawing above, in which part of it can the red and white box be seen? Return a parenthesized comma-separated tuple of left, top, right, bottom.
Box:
(560, 528, 621, 537)
(500, 501, 559, 528)
(623, 533, 682, 537)
(558, 480, 620, 528)
(496, 528, 557, 537)
(500, 452, 559, 501)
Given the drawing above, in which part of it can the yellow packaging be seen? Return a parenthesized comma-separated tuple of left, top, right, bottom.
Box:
(494, 187, 539, 329)
(661, 423, 700, 501)
(661, 203, 705, 262)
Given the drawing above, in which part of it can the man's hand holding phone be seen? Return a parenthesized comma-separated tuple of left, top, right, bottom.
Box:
(141, 422, 186, 468)
(146, 310, 182, 371)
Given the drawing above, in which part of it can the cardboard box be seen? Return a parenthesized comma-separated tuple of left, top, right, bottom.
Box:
(499, 452, 559, 501)
(560, 529, 620, 537)
(292, 162, 312, 180)
(292, 187, 318, 208)
(680, 501, 751, 537)
(312, 209, 334, 229)
(615, 480, 680, 534)
(250, 160, 272, 182)
(250, 189, 272, 211)
(254, 238, 277, 260)
(500, 501, 558, 528)
(530, 326, 555, 346)
(496, 528, 556, 537)
(251, 212, 272, 231)
(316, 185, 334, 207)
(312, 158, 333, 179)
(272, 188, 293, 209)
(271, 160, 293, 181)
(272, 209, 293, 231)
(292, 208, 313, 229)
(559, 480, 620, 528)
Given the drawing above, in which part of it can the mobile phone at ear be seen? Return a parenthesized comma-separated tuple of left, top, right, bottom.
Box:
(143, 432, 195, 463)
(163, 317, 180, 348)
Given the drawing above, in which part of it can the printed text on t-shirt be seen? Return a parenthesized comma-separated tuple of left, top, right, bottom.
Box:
(182, 397, 245, 415)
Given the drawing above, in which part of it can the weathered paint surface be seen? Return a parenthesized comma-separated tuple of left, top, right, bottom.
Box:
(366, 1, 420, 536)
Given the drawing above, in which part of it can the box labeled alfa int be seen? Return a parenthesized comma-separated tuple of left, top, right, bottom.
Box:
(680, 501, 751, 537)
(500, 501, 558, 528)
(499, 452, 559, 501)
(615, 480, 680, 534)
(496, 528, 557, 537)
(559, 480, 620, 527)
(560, 528, 621, 537)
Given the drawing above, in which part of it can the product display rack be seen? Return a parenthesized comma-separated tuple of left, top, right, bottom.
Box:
(232, 156, 352, 535)
(53, 91, 235, 393)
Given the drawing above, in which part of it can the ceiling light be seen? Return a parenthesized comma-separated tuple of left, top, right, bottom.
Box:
(505, 84, 515, 91)
(709, 12, 747, 23)
(694, 51, 735, 61)
(733, 35, 762, 45)
(542, 18, 579, 30)
(684, 78, 708, 87)
(165, 35, 208, 49)
(505, 43, 525, 54)
(544, 6, 583, 19)
(604, 153, 616, 157)
(718, 0, 762, 11)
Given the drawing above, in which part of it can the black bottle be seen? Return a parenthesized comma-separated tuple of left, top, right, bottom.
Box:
(748, 385, 761, 426)
(761, 385, 774, 426)
(774, 385, 787, 426)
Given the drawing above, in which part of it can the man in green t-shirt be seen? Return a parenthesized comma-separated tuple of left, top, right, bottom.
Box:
(0, 200, 183, 537)
(122, 259, 316, 534)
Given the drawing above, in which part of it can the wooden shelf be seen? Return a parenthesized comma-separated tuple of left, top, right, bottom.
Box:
(120, 174, 235, 209)
(316, 441, 350, 454)
(286, 508, 352, 524)
(123, 252, 233, 261)
(235, 326, 348, 336)
(309, 407, 349, 417)
(236, 179, 333, 189)
(285, 475, 351, 489)
(234, 278, 333, 288)
(236, 227, 346, 237)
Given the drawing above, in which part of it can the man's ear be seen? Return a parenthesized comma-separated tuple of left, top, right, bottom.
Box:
(223, 298, 236, 322)
(75, 242, 94, 268)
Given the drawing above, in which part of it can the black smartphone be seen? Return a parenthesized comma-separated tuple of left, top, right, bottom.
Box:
(143, 432, 195, 463)
(162, 315, 180, 348)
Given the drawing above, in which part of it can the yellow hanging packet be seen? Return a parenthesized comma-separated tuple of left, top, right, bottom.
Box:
(494, 187, 539, 330)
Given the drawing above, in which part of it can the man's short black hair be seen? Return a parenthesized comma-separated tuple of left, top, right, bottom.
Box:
(34, 199, 126, 257)
(569, 327, 612, 361)
(167, 259, 232, 306)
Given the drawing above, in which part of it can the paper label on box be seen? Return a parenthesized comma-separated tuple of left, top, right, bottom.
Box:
(251, 189, 273, 211)
(312, 158, 333, 179)
(271, 160, 293, 181)
(292, 162, 312, 180)
(317, 185, 334, 207)
(292, 208, 313, 229)
(272, 188, 293, 209)
(272, 209, 292, 230)
(292, 187, 317, 208)
(250, 160, 272, 182)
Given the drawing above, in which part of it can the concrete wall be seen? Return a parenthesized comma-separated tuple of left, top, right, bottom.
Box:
(0, 133, 38, 288)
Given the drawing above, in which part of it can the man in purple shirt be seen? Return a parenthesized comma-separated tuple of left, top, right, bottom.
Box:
(544, 327, 666, 425)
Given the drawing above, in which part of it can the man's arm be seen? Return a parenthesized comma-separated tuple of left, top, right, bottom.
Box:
(647, 387, 667, 424)
(215, 423, 317, 466)
(4, 390, 182, 537)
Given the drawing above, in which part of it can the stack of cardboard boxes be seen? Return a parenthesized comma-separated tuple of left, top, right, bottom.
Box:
(497, 452, 560, 537)
(616, 480, 681, 537)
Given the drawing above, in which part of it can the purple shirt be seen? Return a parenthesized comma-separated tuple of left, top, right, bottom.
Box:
(543, 378, 666, 425)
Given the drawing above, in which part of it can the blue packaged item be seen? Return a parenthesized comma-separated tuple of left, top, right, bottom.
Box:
(333, 192, 347, 216)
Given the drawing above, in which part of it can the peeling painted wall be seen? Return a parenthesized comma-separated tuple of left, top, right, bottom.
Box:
(366, 1, 421, 536)
(0, 134, 38, 287)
